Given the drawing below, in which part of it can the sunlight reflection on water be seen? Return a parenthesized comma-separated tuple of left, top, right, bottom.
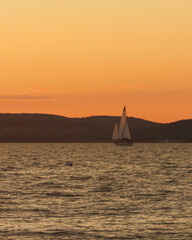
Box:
(0, 143, 191, 239)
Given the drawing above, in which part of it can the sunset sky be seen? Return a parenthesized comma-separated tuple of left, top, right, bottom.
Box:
(0, 0, 192, 123)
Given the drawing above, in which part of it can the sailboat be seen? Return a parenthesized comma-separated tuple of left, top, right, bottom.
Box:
(112, 106, 133, 146)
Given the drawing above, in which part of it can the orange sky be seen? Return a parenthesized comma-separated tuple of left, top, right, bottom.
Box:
(0, 0, 192, 123)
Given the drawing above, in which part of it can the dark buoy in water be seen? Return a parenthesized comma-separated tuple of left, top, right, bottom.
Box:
(66, 161, 73, 166)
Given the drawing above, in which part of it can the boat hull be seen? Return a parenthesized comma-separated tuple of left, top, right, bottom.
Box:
(114, 140, 134, 146)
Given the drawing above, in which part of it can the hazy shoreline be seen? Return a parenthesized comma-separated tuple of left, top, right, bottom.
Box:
(0, 113, 191, 143)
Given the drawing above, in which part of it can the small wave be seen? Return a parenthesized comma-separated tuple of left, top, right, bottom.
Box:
(70, 175, 92, 181)
(5, 229, 89, 238)
(0, 166, 20, 172)
(32, 181, 62, 189)
(93, 186, 113, 192)
(46, 191, 83, 197)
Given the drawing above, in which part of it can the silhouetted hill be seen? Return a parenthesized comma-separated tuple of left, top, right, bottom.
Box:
(0, 114, 191, 142)
(133, 119, 192, 142)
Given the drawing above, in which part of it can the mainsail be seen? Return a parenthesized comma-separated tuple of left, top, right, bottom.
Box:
(122, 121, 132, 140)
(118, 120, 123, 139)
(120, 106, 127, 130)
(118, 106, 132, 140)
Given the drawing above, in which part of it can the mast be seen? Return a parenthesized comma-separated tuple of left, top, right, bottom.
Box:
(118, 106, 126, 139)
(119, 106, 132, 140)
(121, 106, 126, 131)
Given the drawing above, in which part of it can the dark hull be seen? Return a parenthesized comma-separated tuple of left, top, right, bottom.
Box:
(114, 140, 133, 146)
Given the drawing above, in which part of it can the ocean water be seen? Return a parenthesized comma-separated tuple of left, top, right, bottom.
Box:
(0, 143, 191, 240)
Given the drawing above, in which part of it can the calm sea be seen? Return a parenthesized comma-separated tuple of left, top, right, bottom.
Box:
(0, 143, 191, 240)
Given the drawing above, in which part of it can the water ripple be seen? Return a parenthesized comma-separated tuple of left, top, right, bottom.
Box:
(0, 143, 191, 239)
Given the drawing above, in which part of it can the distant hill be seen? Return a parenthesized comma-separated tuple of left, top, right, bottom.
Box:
(133, 119, 192, 142)
(0, 113, 191, 142)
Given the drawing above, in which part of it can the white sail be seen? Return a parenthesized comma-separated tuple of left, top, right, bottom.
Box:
(112, 121, 119, 140)
(120, 106, 126, 131)
(122, 121, 132, 140)
(118, 120, 123, 139)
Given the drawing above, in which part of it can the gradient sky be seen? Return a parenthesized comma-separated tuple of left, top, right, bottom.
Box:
(0, 0, 192, 122)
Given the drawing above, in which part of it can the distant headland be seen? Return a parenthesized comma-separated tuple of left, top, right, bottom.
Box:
(0, 113, 191, 143)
